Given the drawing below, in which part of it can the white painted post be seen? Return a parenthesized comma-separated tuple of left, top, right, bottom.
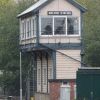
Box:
(20, 52, 22, 100)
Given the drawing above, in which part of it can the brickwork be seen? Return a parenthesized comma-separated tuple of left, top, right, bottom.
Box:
(49, 82, 61, 100)
(70, 81, 75, 100)
(49, 80, 75, 100)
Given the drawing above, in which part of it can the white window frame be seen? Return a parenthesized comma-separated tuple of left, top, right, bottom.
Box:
(20, 19, 26, 40)
(39, 16, 53, 37)
(20, 20, 24, 40)
(53, 16, 67, 36)
(40, 16, 80, 37)
(20, 16, 37, 40)
(26, 18, 30, 39)
(26, 18, 32, 39)
(32, 16, 36, 37)
(60, 84, 71, 100)
(67, 16, 81, 37)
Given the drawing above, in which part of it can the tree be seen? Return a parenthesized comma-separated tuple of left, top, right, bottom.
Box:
(77, 0, 100, 67)
(0, 0, 36, 96)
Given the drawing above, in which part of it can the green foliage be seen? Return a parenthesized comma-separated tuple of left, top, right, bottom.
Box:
(77, 0, 100, 67)
(0, 0, 36, 96)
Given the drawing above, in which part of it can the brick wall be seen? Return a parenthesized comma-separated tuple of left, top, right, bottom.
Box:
(70, 80, 75, 100)
(49, 82, 61, 100)
(49, 80, 75, 100)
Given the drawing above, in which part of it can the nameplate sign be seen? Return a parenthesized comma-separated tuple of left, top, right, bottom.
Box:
(48, 11, 72, 15)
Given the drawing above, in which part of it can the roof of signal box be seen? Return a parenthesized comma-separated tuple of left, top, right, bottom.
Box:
(17, 0, 87, 18)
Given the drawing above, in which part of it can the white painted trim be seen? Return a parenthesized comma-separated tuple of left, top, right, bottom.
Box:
(79, 67, 100, 69)
(20, 19, 26, 40)
(40, 16, 80, 37)
(61, 84, 71, 88)
(20, 16, 38, 42)
(39, 15, 41, 36)
(53, 16, 54, 36)
(66, 16, 68, 36)
(32, 16, 37, 37)
(79, 16, 81, 36)
(40, 16, 54, 36)
(19, 18, 22, 42)
(31, 17, 33, 37)
(26, 17, 33, 39)
(53, 16, 67, 36)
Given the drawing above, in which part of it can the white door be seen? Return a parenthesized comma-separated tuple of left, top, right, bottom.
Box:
(60, 85, 70, 100)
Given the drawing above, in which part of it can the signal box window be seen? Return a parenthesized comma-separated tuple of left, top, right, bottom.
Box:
(67, 17, 79, 35)
(41, 18, 53, 35)
(54, 17, 66, 35)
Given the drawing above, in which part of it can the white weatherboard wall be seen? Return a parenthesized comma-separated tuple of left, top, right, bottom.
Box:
(39, 0, 81, 44)
(37, 56, 41, 92)
(37, 54, 53, 93)
(39, 0, 80, 16)
(39, 36, 81, 44)
(56, 50, 81, 79)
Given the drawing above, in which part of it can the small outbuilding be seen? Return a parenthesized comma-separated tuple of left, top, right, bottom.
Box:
(77, 67, 100, 100)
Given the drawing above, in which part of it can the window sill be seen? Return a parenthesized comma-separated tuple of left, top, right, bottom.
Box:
(20, 36, 37, 41)
(40, 35, 80, 38)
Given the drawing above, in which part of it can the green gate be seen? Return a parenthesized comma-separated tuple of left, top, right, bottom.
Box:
(77, 68, 100, 100)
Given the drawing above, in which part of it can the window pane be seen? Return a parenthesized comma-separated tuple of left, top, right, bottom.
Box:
(33, 18, 36, 36)
(24, 21, 26, 38)
(21, 21, 26, 39)
(29, 19, 31, 37)
(67, 17, 79, 35)
(54, 17, 66, 35)
(27, 19, 31, 38)
(27, 21, 30, 37)
(22, 22, 24, 38)
(33, 19, 34, 36)
(41, 18, 53, 35)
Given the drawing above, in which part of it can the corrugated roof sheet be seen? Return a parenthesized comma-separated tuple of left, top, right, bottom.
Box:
(17, 0, 48, 17)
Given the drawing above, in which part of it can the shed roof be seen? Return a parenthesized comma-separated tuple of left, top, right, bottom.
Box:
(17, 0, 87, 18)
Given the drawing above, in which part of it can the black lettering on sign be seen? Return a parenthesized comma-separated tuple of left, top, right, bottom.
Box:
(48, 11, 72, 15)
